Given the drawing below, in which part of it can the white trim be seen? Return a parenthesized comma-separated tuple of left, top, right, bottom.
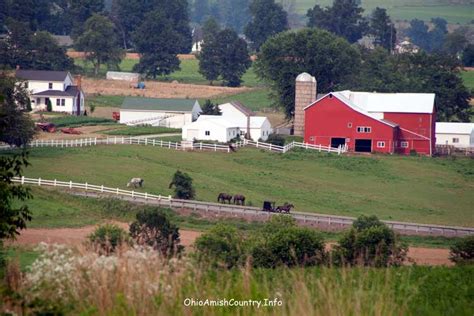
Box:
(400, 141, 409, 148)
(377, 141, 385, 148)
(399, 127, 430, 141)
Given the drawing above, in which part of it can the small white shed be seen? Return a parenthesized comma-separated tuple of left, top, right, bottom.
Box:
(120, 97, 201, 128)
(436, 122, 474, 147)
(182, 115, 240, 143)
(218, 101, 273, 141)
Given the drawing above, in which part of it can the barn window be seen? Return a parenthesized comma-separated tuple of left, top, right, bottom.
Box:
(364, 127, 372, 133)
(400, 141, 409, 148)
(357, 126, 363, 132)
(205, 131, 210, 136)
(452, 138, 459, 143)
(56, 99, 60, 106)
(377, 141, 385, 148)
(347, 122, 352, 128)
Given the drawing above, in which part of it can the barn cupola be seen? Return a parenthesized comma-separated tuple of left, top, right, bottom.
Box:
(294, 72, 317, 136)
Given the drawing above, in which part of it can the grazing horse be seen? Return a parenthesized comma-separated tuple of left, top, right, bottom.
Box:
(217, 193, 233, 204)
(127, 178, 144, 188)
(276, 203, 294, 213)
(233, 194, 245, 205)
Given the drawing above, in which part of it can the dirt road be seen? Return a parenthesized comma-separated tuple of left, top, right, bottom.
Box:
(11, 225, 452, 266)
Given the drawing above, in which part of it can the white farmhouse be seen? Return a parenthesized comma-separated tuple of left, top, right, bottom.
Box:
(219, 101, 272, 141)
(436, 122, 474, 147)
(182, 115, 239, 143)
(16, 70, 85, 115)
(119, 97, 202, 128)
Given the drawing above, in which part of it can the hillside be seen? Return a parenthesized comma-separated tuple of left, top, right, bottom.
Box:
(13, 145, 474, 227)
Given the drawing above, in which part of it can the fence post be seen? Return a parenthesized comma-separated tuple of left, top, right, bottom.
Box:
(101, 185, 104, 192)
(200, 142, 202, 150)
(175, 142, 178, 150)
(256, 140, 259, 148)
(116, 188, 119, 195)
(153, 139, 156, 146)
(69, 181, 72, 189)
(95, 137, 97, 146)
(38, 178, 41, 186)
(214, 143, 217, 151)
(269, 144, 272, 151)
(145, 192, 148, 200)
(168, 141, 171, 148)
(21, 176, 25, 184)
(85, 183, 88, 191)
(54, 179, 57, 186)
(145, 138, 148, 146)
(132, 191, 135, 199)
(80, 139, 83, 147)
(319, 144, 321, 152)
(114, 137, 117, 144)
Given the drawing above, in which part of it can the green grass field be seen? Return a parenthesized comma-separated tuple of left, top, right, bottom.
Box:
(291, 0, 474, 24)
(48, 116, 117, 128)
(9, 145, 474, 227)
(76, 58, 263, 87)
(461, 70, 474, 91)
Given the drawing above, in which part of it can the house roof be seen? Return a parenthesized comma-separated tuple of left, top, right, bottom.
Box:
(436, 122, 474, 135)
(121, 97, 198, 112)
(16, 70, 69, 82)
(188, 115, 238, 129)
(337, 90, 435, 114)
(32, 85, 80, 97)
(304, 92, 398, 128)
(225, 116, 269, 129)
(220, 101, 255, 116)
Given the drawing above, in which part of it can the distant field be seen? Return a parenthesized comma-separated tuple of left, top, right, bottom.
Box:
(291, 0, 473, 24)
(75, 58, 262, 88)
(462, 70, 474, 90)
(10, 146, 474, 227)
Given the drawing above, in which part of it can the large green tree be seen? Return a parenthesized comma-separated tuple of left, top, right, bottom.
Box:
(407, 18, 448, 53)
(132, 10, 182, 79)
(462, 44, 474, 67)
(69, 0, 104, 39)
(198, 18, 221, 84)
(199, 27, 251, 87)
(30, 31, 74, 70)
(254, 28, 360, 118)
(369, 7, 396, 51)
(244, 0, 288, 52)
(75, 14, 124, 76)
(218, 0, 251, 34)
(306, 0, 368, 43)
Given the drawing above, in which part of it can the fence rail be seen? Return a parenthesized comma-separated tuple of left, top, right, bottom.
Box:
(11, 176, 473, 237)
(0, 137, 348, 155)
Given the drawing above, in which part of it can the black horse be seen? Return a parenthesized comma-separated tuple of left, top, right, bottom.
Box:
(233, 194, 245, 205)
(218, 193, 233, 204)
(275, 203, 294, 213)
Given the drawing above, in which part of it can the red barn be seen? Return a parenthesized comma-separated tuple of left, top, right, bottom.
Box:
(303, 91, 436, 155)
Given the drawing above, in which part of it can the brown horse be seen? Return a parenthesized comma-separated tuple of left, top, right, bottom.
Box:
(218, 193, 233, 204)
(276, 203, 294, 213)
(233, 194, 246, 205)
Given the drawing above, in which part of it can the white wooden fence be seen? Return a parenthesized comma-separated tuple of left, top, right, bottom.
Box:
(11, 176, 474, 237)
(0, 137, 348, 155)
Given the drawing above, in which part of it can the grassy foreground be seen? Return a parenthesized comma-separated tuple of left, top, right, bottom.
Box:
(8, 145, 474, 226)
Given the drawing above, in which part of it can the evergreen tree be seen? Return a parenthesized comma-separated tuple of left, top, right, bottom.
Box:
(132, 10, 182, 79)
(193, 0, 210, 24)
(168, 170, 195, 200)
(198, 18, 221, 85)
(69, 0, 104, 39)
(307, 0, 368, 43)
(406, 19, 430, 51)
(200, 99, 221, 115)
(244, 0, 288, 52)
(75, 14, 124, 76)
(462, 44, 474, 67)
(219, 0, 251, 34)
(369, 7, 396, 51)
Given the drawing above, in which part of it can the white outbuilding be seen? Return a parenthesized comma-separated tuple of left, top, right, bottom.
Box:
(218, 101, 273, 141)
(182, 115, 240, 143)
(119, 97, 201, 128)
(436, 122, 474, 147)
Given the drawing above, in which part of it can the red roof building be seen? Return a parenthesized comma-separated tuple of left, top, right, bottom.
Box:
(303, 90, 436, 155)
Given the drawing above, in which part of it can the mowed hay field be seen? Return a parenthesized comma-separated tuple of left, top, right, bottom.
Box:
(13, 145, 474, 227)
(291, 0, 474, 24)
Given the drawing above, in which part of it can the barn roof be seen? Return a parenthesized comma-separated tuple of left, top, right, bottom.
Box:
(337, 90, 435, 114)
(16, 70, 69, 82)
(219, 101, 255, 116)
(189, 115, 238, 129)
(436, 122, 474, 135)
(121, 97, 198, 112)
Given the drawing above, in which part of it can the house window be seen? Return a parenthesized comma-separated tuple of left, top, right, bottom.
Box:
(36, 98, 41, 104)
(452, 138, 459, 143)
(205, 131, 210, 136)
(400, 141, 409, 148)
(347, 122, 352, 128)
(25, 82, 28, 89)
(48, 82, 53, 89)
(377, 141, 385, 148)
(56, 99, 60, 106)
(61, 99, 65, 106)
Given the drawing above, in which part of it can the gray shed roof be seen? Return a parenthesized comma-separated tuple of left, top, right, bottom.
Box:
(16, 70, 69, 82)
(32, 86, 80, 97)
(121, 97, 198, 112)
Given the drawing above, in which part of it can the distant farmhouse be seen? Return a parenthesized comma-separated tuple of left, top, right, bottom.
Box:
(182, 101, 273, 143)
(436, 122, 474, 148)
(119, 97, 202, 128)
(16, 69, 85, 115)
(296, 73, 436, 155)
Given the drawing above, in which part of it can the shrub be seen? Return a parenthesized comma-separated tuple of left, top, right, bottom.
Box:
(129, 208, 183, 257)
(46, 99, 52, 112)
(265, 134, 285, 146)
(449, 235, 474, 265)
(88, 224, 130, 255)
(194, 224, 244, 268)
(332, 215, 407, 267)
(168, 170, 195, 200)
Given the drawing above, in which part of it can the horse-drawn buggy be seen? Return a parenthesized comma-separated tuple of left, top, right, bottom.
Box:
(262, 201, 294, 213)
